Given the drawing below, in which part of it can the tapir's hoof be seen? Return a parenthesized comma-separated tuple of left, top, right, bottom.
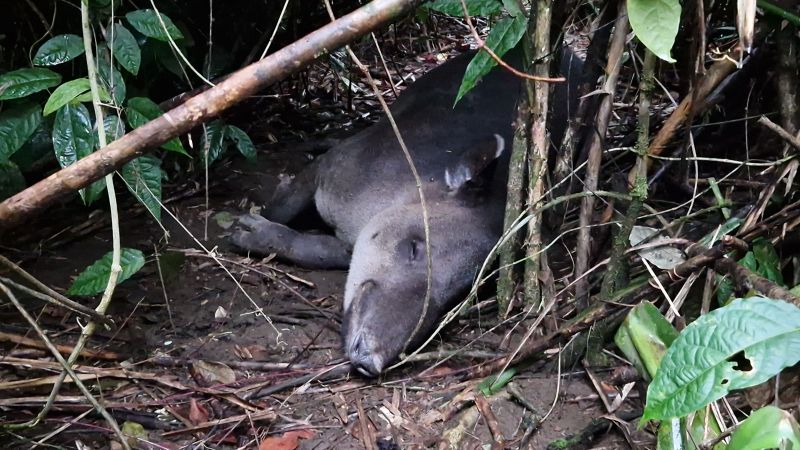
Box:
(230, 213, 290, 255)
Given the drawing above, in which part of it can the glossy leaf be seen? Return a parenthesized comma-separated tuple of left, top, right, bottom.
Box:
(103, 115, 126, 142)
(33, 34, 85, 66)
(455, 15, 527, 104)
(97, 53, 127, 105)
(0, 159, 25, 201)
(125, 97, 188, 155)
(0, 103, 43, 160)
(727, 406, 800, 450)
(225, 125, 256, 161)
(67, 248, 146, 296)
(627, 0, 680, 62)
(43, 78, 91, 116)
(203, 120, 227, 164)
(52, 103, 103, 204)
(426, 0, 502, 16)
(109, 23, 141, 75)
(52, 103, 94, 169)
(0, 68, 62, 100)
(614, 302, 679, 380)
(125, 9, 184, 41)
(122, 155, 162, 220)
(643, 297, 800, 421)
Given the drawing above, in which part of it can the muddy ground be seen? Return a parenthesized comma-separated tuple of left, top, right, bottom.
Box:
(1, 49, 643, 449)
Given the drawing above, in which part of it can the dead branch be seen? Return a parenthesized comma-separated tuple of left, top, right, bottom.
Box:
(574, 1, 629, 307)
(758, 116, 800, 151)
(0, 0, 422, 230)
(0, 330, 124, 360)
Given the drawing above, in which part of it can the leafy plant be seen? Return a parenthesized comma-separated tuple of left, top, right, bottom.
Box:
(68, 248, 146, 296)
(618, 298, 800, 448)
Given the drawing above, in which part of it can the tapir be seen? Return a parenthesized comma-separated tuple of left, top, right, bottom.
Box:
(232, 47, 582, 376)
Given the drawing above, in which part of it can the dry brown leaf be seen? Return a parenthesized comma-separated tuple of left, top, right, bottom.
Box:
(258, 429, 315, 450)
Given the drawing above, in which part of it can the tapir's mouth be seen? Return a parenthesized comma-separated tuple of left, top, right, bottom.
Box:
(346, 331, 385, 377)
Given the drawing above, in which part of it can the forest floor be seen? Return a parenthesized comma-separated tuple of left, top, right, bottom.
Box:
(1, 35, 644, 450)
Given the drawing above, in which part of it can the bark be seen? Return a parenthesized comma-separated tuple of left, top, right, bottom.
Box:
(0, 0, 421, 230)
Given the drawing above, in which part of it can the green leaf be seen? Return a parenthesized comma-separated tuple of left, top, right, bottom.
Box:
(52, 103, 94, 169)
(125, 97, 188, 155)
(455, 15, 527, 104)
(614, 302, 679, 380)
(224, 125, 256, 161)
(0, 103, 43, 160)
(109, 23, 141, 75)
(33, 34, 85, 66)
(426, 0, 502, 16)
(627, 0, 681, 62)
(52, 103, 104, 205)
(11, 121, 52, 171)
(122, 155, 162, 220)
(500, 0, 524, 16)
(97, 53, 127, 105)
(0, 68, 62, 100)
(73, 84, 112, 104)
(697, 217, 742, 248)
(643, 297, 800, 421)
(752, 239, 783, 285)
(67, 248, 146, 296)
(477, 368, 516, 396)
(727, 406, 800, 450)
(125, 9, 184, 41)
(0, 159, 25, 201)
(203, 120, 227, 164)
(103, 114, 126, 142)
(43, 78, 91, 116)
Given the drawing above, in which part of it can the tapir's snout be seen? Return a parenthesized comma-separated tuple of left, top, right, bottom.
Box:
(346, 331, 384, 377)
(342, 278, 408, 377)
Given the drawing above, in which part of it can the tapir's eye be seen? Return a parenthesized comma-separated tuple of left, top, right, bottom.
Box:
(399, 238, 423, 262)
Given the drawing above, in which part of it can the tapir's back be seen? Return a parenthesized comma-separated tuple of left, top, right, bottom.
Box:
(315, 51, 521, 243)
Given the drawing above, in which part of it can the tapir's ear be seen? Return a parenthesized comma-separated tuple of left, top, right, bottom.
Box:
(445, 134, 505, 192)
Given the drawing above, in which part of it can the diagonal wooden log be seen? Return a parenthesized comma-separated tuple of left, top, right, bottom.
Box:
(0, 0, 421, 230)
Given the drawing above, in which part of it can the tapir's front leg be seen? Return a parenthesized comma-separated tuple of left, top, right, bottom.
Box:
(264, 160, 319, 224)
(232, 214, 351, 269)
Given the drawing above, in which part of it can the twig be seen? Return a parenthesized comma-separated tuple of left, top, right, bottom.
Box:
(574, 1, 630, 308)
(0, 331, 123, 360)
(758, 116, 800, 151)
(0, 283, 127, 446)
(474, 394, 506, 450)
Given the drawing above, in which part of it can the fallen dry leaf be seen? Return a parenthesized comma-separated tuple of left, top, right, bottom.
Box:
(258, 429, 315, 450)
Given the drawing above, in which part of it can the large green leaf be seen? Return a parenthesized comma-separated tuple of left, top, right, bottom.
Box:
(125, 97, 188, 155)
(614, 302, 679, 380)
(67, 248, 146, 296)
(43, 78, 91, 116)
(727, 406, 800, 450)
(0, 68, 62, 100)
(627, 0, 680, 62)
(109, 23, 141, 75)
(643, 297, 800, 421)
(52, 103, 103, 205)
(0, 103, 43, 160)
(204, 120, 227, 164)
(0, 159, 25, 201)
(455, 15, 527, 104)
(425, 0, 502, 16)
(52, 103, 94, 169)
(224, 125, 256, 161)
(103, 114, 126, 142)
(125, 9, 184, 41)
(97, 53, 127, 105)
(33, 34, 85, 66)
(122, 155, 162, 220)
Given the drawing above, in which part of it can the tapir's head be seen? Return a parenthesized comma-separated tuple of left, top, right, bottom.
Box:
(342, 135, 506, 376)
